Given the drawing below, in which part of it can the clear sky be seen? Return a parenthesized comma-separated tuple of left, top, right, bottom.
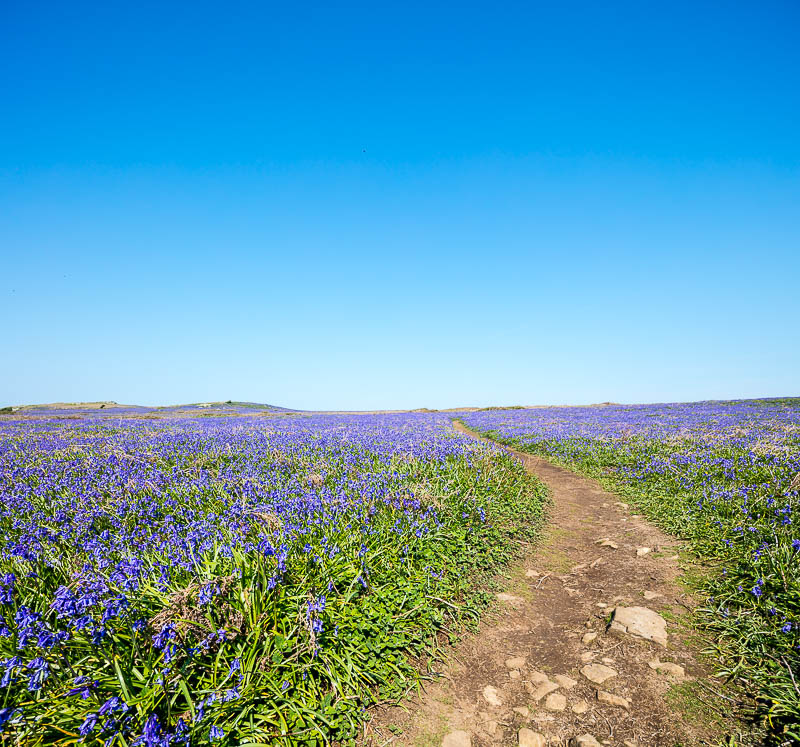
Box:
(2, 0, 799, 410)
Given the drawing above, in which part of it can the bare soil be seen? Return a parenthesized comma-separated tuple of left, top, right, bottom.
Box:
(363, 422, 730, 747)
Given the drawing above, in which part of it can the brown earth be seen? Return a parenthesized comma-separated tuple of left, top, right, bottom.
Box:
(363, 422, 733, 747)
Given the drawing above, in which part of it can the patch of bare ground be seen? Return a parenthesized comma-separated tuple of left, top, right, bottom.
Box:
(362, 423, 738, 747)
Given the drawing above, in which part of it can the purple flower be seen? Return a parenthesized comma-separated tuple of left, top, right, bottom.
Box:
(209, 725, 224, 740)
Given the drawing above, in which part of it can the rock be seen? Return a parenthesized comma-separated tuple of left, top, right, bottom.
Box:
(571, 700, 589, 714)
(510, 669, 521, 679)
(554, 674, 578, 689)
(530, 680, 560, 701)
(595, 602, 607, 608)
(498, 593, 524, 604)
(589, 557, 603, 568)
(582, 631, 597, 644)
(505, 656, 527, 669)
(569, 736, 602, 747)
(648, 659, 685, 678)
(482, 685, 503, 707)
(636, 547, 651, 557)
(579, 652, 595, 663)
(580, 664, 617, 684)
(610, 606, 668, 646)
(513, 706, 531, 718)
(483, 721, 499, 737)
(525, 569, 540, 578)
(545, 692, 566, 711)
(518, 729, 547, 747)
(596, 690, 630, 710)
(528, 670, 550, 685)
(623, 741, 638, 747)
(643, 591, 661, 600)
(442, 731, 471, 747)
(601, 657, 615, 665)
(595, 538, 619, 549)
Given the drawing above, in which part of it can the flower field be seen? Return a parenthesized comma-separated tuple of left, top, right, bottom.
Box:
(462, 399, 800, 738)
(0, 412, 545, 745)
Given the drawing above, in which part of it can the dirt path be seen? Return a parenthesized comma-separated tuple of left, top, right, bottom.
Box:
(364, 422, 721, 747)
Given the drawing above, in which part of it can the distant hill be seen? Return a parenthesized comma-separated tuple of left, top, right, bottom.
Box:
(1, 400, 297, 417)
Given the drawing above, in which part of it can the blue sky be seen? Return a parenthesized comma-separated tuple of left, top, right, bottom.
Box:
(2, 0, 798, 409)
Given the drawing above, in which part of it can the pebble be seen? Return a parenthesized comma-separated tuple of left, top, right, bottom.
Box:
(530, 681, 560, 701)
(571, 700, 589, 714)
(636, 547, 651, 557)
(528, 670, 550, 685)
(544, 692, 567, 711)
(596, 690, 630, 710)
(513, 706, 531, 718)
(580, 663, 617, 684)
(518, 729, 547, 747)
(509, 670, 521, 679)
(648, 659, 685, 678)
(595, 538, 619, 549)
(505, 656, 527, 669)
(582, 631, 597, 644)
(442, 731, 471, 747)
(643, 591, 661, 600)
(525, 569, 540, 578)
(569, 736, 602, 747)
(482, 685, 503, 707)
(610, 606, 668, 647)
(497, 593, 524, 604)
(579, 652, 595, 663)
(554, 674, 578, 689)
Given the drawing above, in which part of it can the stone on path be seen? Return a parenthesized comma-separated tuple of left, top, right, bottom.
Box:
(482, 685, 503, 707)
(636, 547, 651, 557)
(569, 736, 602, 747)
(545, 692, 566, 711)
(505, 656, 526, 669)
(518, 728, 547, 747)
(579, 651, 594, 663)
(497, 592, 524, 604)
(580, 663, 617, 684)
(582, 631, 597, 644)
(597, 690, 630, 710)
(528, 670, 550, 686)
(610, 606, 668, 646)
(571, 700, 589, 714)
(648, 659, 685, 678)
(525, 569, 540, 578)
(442, 731, 471, 747)
(554, 674, 577, 689)
(643, 591, 661, 600)
(513, 706, 531, 718)
(530, 680, 560, 701)
(595, 538, 619, 549)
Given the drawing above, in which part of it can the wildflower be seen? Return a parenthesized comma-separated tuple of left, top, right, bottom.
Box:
(79, 713, 99, 736)
(209, 725, 224, 739)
